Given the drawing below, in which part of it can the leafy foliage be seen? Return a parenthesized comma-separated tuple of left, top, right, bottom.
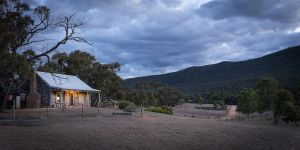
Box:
(145, 106, 173, 114)
(212, 100, 226, 109)
(39, 50, 124, 100)
(125, 82, 184, 107)
(177, 98, 185, 105)
(237, 89, 259, 115)
(118, 100, 134, 110)
(282, 101, 300, 126)
(0, 0, 87, 111)
(257, 77, 279, 111)
(236, 77, 300, 125)
(274, 89, 294, 120)
(195, 95, 204, 105)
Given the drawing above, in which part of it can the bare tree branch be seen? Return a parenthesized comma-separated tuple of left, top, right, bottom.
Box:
(30, 13, 89, 61)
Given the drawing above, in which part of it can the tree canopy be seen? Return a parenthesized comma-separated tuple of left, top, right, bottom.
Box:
(237, 89, 258, 116)
(0, 0, 88, 111)
(125, 82, 184, 107)
(236, 77, 300, 125)
(39, 50, 124, 100)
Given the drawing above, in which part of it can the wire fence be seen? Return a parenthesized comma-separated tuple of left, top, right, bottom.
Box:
(0, 106, 144, 126)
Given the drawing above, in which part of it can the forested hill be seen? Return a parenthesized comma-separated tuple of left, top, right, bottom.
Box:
(125, 45, 300, 94)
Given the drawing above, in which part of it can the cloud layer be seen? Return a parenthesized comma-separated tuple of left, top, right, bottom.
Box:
(24, 0, 300, 78)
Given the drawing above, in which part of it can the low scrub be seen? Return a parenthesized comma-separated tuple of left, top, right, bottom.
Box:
(195, 107, 226, 110)
(145, 106, 173, 114)
(118, 100, 134, 109)
(123, 105, 137, 112)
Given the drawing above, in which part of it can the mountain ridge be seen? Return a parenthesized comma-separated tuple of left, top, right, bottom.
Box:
(125, 45, 300, 94)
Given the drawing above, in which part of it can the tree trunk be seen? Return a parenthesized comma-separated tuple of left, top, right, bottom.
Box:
(1, 80, 13, 112)
(273, 114, 279, 124)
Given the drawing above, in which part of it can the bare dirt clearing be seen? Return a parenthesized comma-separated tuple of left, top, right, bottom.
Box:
(0, 107, 299, 150)
(173, 103, 227, 119)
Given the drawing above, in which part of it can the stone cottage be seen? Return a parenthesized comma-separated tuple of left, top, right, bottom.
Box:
(25, 71, 100, 108)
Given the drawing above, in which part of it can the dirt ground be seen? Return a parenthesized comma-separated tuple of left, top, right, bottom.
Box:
(0, 106, 299, 150)
(173, 103, 231, 119)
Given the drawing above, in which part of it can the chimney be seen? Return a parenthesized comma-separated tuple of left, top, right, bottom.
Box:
(26, 70, 40, 108)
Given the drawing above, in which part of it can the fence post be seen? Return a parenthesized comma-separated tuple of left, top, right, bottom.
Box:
(47, 106, 49, 119)
(97, 102, 99, 113)
(12, 99, 16, 120)
(208, 107, 211, 119)
(98, 92, 100, 113)
(82, 104, 84, 118)
(140, 104, 143, 117)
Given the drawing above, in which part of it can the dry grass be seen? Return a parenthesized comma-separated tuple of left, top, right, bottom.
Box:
(0, 106, 299, 150)
(173, 103, 227, 119)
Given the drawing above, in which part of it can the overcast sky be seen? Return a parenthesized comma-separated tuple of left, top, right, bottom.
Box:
(25, 0, 300, 79)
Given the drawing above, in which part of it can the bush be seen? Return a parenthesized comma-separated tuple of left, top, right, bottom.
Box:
(213, 100, 226, 109)
(282, 101, 300, 126)
(123, 105, 137, 112)
(118, 100, 134, 109)
(177, 98, 185, 105)
(145, 106, 173, 114)
(161, 106, 172, 112)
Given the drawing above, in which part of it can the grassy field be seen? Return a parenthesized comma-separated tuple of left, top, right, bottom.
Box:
(0, 106, 299, 150)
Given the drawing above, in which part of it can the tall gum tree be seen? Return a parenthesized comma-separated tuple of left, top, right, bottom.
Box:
(0, 0, 89, 111)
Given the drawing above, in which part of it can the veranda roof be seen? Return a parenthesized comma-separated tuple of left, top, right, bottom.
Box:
(36, 71, 100, 92)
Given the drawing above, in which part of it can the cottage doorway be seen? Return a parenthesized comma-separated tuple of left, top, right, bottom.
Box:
(70, 93, 74, 106)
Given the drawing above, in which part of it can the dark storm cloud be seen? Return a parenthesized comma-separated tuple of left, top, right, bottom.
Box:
(23, 0, 300, 78)
(198, 0, 300, 24)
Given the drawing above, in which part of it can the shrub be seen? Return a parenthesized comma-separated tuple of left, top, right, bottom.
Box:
(145, 106, 173, 114)
(123, 105, 137, 112)
(282, 101, 300, 126)
(213, 100, 226, 109)
(177, 98, 185, 105)
(161, 106, 172, 112)
(118, 100, 134, 109)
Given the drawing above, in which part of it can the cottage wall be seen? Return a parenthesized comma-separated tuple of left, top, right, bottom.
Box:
(74, 92, 91, 107)
(49, 91, 91, 108)
(50, 91, 65, 108)
(65, 92, 70, 106)
(50, 92, 55, 107)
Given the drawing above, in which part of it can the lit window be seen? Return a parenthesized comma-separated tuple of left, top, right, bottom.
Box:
(56, 93, 61, 103)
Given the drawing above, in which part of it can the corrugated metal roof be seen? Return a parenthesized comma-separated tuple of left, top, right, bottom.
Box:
(36, 71, 100, 92)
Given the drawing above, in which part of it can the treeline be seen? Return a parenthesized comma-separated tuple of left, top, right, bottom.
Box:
(188, 77, 300, 125)
(124, 82, 184, 107)
(125, 82, 239, 108)
(39, 50, 125, 100)
(236, 77, 300, 125)
(39, 51, 185, 107)
(188, 92, 238, 107)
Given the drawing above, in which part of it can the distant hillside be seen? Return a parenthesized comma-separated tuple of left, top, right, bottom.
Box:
(125, 46, 300, 94)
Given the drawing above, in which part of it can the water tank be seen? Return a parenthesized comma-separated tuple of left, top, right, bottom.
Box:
(16, 96, 21, 109)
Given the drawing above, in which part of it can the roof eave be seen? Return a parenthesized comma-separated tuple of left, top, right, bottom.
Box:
(50, 86, 101, 93)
